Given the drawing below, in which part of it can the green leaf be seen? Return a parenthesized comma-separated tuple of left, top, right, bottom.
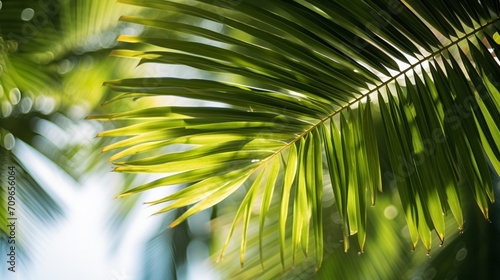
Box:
(279, 144, 298, 269)
(311, 127, 324, 269)
(259, 157, 280, 269)
(219, 165, 264, 265)
(95, 1, 500, 275)
(169, 171, 253, 227)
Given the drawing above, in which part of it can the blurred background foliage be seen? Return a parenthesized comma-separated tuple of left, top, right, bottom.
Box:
(0, 0, 499, 280)
(0, 0, 198, 279)
(0, 0, 131, 237)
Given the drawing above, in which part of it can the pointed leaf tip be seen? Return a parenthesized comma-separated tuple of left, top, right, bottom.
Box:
(169, 221, 178, 228)
(438, 233, 444, 243)
(115, 192, 132, 199)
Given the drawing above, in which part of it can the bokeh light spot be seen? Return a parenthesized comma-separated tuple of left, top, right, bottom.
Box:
(9, 88, 21, 104)
(21, 8, 35, 21)
(384, 205, 398, 220)
(20, 97, 33, 113)
(2, 101, 12, 117)
(456, 247, 467, 261)
(58, 59, 73, 74)
(3, 132, 15, 150)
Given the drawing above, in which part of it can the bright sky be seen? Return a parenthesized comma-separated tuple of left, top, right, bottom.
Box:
(2, 139, 217, 280)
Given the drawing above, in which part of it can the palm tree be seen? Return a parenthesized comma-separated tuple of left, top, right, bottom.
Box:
(91, 0, 500, 278)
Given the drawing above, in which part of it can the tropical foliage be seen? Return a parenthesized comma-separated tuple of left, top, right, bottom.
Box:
(0, 0, 138, 265)
(1, 0, 500, 279)
(87, 0, 500, 277)
(0, 1, 198, 278)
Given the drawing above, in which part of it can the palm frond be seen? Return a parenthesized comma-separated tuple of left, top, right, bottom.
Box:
(141, 208, 191, 280)
(0, 146, 63, 238)
(95, 0, 500, 271)
(403, 184, 500, 280)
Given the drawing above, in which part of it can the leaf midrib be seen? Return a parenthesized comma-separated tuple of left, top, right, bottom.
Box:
(259, 16, 500, 169)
